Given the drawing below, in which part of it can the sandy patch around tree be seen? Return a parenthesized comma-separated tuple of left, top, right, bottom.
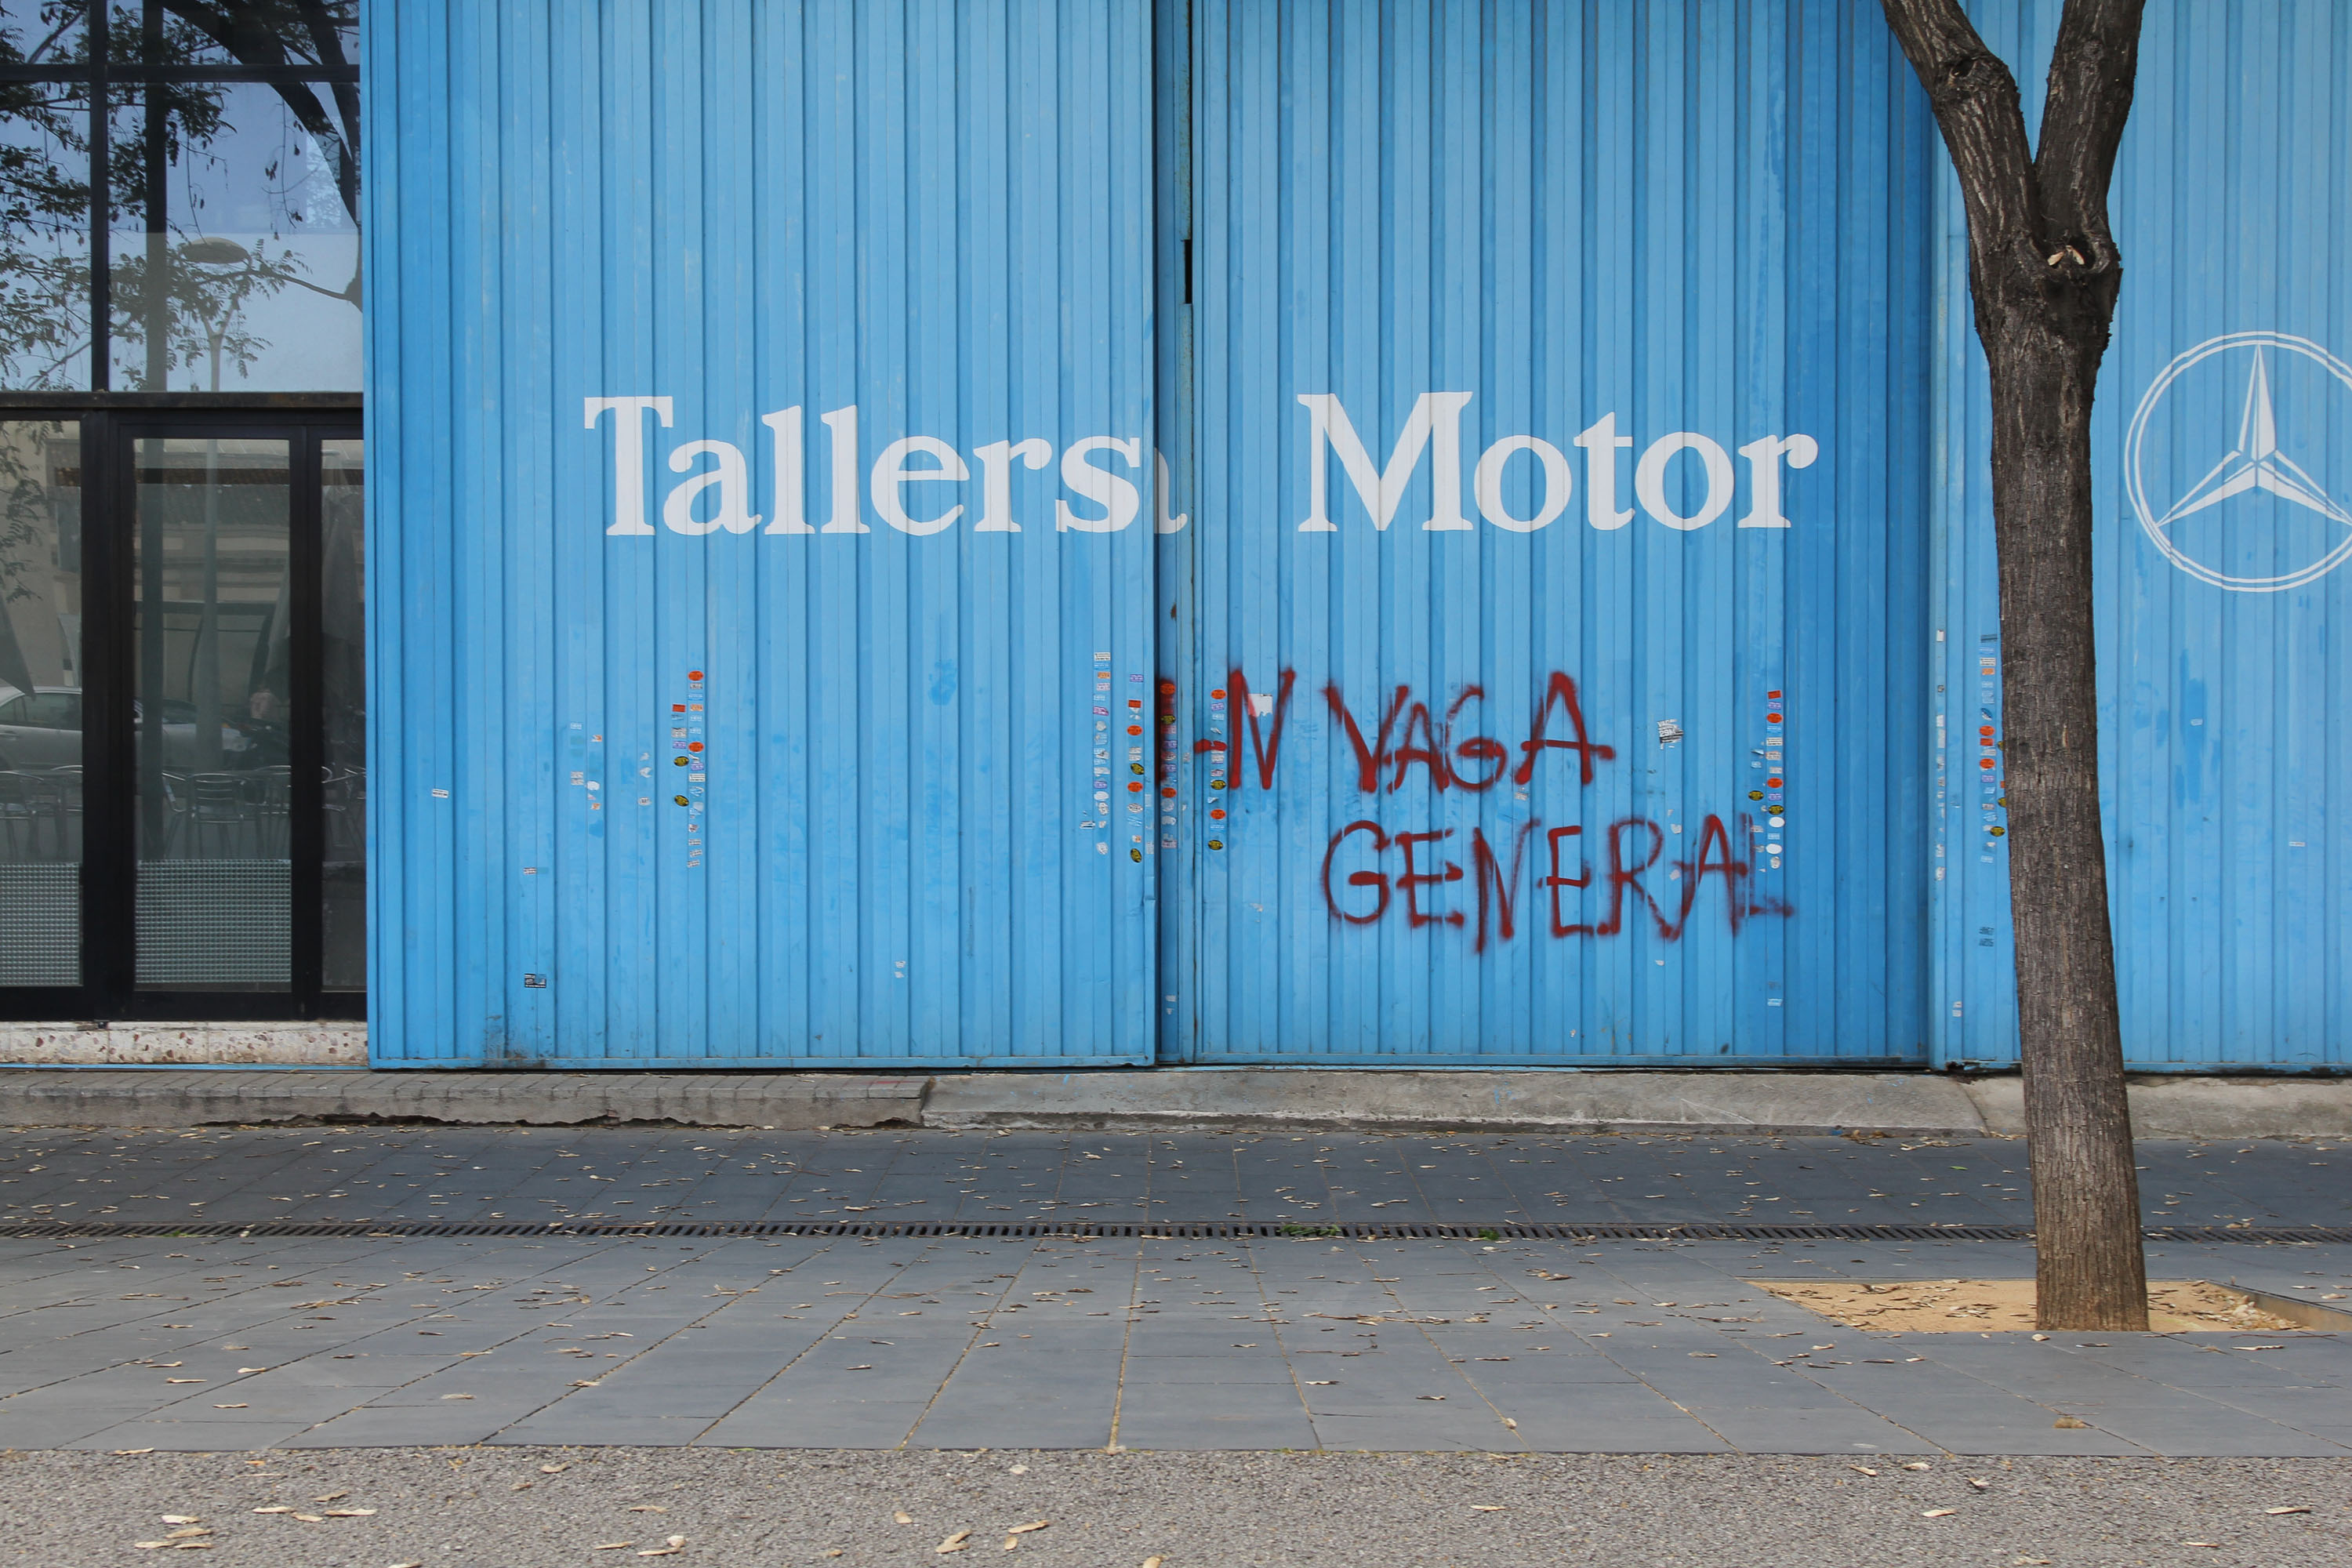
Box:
(1748, 1277, 2307, 1333)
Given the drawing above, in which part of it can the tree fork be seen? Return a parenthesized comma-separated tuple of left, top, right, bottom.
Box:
(1882, 0, 2150, 1330)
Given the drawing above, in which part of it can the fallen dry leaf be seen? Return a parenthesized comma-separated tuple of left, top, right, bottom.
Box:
(2054, 1417, 2089, 1429)
(163, 1529, 210, 1540)
(312, 1492, 347, 1503)
(322, 1508, 376, 1518)
(163, 1378, 205, 1385)
(292, 1514, 325, 1523)
(236, 1367, 268, 1375)
(1969, 1479, 1990, 1491)
(590, 1544, 634, 1552)
(252, 1507, 294, 1515)
(895, 1512, 914, 1525)
(1849, 1465, 1878, 1476)
(211, 1403, 248, 1410)
(2266, 1506, 2312, 1515)
(637, 1537, 688, 1558)
(540, 1465, 568, 1475)
(1469, 1504, 1506, 1512)
(628, 1505, 669, 1513)
(1007, 1522, 1049, 1535)
(937, 1529, 973, 1554)
(1000, 1538, 1018, 1552)
(1900, 1462, 1932, 1472)
(160, 1518, 200, 1526)
(1142, 1559, 1164, 1568)
(112, 1449, 157, 1456)
(1922, 1509, 1959, 1519)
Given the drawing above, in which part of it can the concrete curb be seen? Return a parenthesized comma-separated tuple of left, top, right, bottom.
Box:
(0, 1066, 2344, 1138)
(922, 1069, 1992, 1136)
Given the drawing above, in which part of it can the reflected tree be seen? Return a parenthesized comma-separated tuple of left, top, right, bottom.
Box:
(0, 0, 359, 389)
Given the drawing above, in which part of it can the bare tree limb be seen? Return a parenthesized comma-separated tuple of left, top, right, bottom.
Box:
(2034, 0, 2145, 265)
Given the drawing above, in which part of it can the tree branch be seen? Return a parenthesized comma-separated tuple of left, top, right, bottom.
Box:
(1879, 0, 2040, 255)
(2033, 0, 2146, 266)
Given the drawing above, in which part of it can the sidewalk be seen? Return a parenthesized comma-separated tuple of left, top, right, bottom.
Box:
(3, 1065, 2350, 1138)
(0, 1125, 2346, 1460)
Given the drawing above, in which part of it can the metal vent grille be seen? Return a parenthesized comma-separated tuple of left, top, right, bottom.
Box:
(136, 859, 289, 985)
(0, 862, 77, 985)
(2, 1218, 2343, 1246)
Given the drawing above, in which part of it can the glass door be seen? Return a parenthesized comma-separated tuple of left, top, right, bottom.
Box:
(131, 432, 293, 988)
(0, 412, 362, 1019)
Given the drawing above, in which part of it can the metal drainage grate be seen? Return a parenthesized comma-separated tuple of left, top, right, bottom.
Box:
(0, 1218, 2345, 1244)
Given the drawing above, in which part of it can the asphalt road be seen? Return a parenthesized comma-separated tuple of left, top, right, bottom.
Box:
(3, 1446, 2345, 1567)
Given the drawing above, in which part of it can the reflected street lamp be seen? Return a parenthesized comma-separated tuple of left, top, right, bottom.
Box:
(180, 237, 253, 771)
(181, 238, 255, 394)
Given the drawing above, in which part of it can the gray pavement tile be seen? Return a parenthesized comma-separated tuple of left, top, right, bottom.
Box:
(491, 1413, 716, 1446)
(1682, 1407, 1936, 1454)
(909, 1406, 1116, 1450)
(1304, 1409, 1518, 1451)
(1112, 1411, 1323, 1451)
(65, 1416, 314, 1452)
(279, 1406, 512, 1446)
(1493, 1411, 1733, 1451)
(2034, 1398, 2351, 1454)
(698, 1399, 933, 1448)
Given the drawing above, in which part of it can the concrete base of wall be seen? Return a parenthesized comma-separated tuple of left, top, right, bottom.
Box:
(0, 1069, 929, 1130)
(0, 1059, 2344, 1138)
(0, 1023, 365, 1068)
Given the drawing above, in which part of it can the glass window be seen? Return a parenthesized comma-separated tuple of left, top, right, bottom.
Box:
(0, 414, 82, 985)
(0, 2, 360, 390)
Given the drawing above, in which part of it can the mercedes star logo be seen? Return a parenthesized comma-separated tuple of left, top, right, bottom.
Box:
(2126, 331, 2352, 592)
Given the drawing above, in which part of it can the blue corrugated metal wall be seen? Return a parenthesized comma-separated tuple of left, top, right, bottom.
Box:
(366, 0, 1160, 1066)
(1163, 0, 1939, 1063)
(367, 0, 2347, 1073)
(1932, 0, 2352, 1071)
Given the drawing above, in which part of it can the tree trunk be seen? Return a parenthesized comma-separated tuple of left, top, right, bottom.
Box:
(1881, 0, 2151, 1331)
(1981, 316, 2147, 1333)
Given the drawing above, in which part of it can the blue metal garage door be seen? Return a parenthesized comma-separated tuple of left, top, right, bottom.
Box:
(367, 0, 1160, 1065)
(1160, 0, 1938, 1064)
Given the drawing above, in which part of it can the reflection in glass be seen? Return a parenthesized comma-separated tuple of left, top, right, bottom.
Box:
(0, 5, 88, 59)
(134, 434, 289, 988)
(1, 2, 361, 392)
(0, 418, 82, 983)
(114, 1, 357, 70)
(319, 435, 359, 988)
(111, 78, 358, 391)
(0, 71, 92, 390)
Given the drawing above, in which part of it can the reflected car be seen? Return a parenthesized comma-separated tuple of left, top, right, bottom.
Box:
(0, 686, 277, 770)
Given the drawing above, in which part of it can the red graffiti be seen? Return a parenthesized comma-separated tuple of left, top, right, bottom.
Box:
(1321, 821, 1390, 924)
(1515, 670, 1614, 786)
(1324, 672, 1613, 793)
(1226, 666, 1296, 789)
(1325, 811, 1788, 946)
